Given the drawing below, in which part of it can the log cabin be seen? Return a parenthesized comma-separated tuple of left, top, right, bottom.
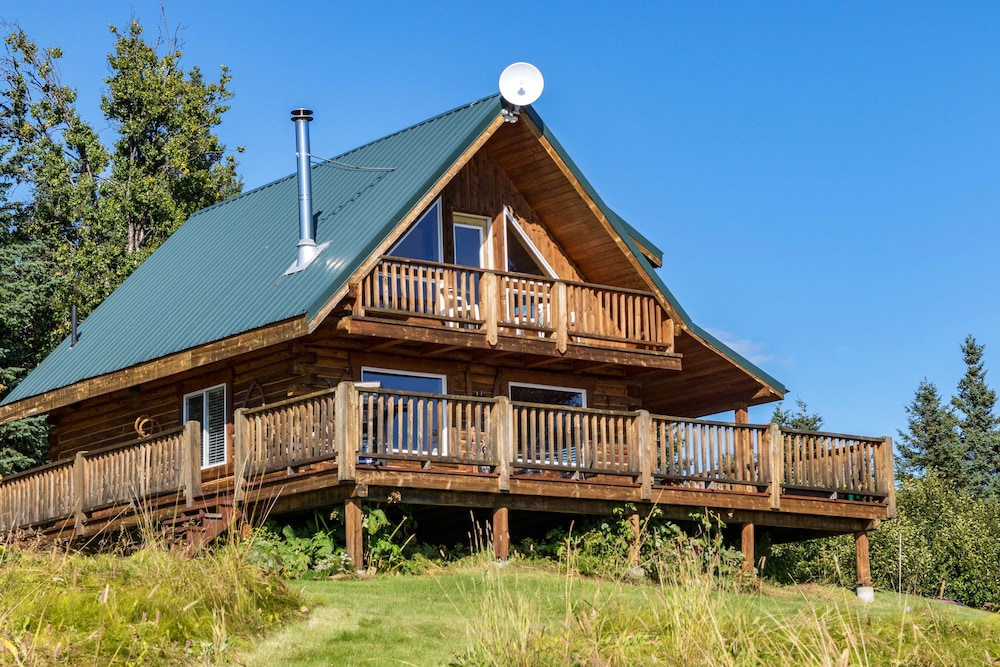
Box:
(0, 93, 894, 592)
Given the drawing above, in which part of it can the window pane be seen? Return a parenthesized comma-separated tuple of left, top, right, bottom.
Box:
(454, 224, 484, 268)
(360, 370, 446, 455)
(206, 387, 226, 466)
(509, 385, 584, 407)
(390, 202, 440, 261)
(506, 225, 546, 276)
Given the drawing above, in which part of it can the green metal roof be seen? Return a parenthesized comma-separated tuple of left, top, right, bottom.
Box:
(3, 93, 785, 409)
(3, 95, 503, 406)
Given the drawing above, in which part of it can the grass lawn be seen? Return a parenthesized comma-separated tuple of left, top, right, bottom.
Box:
(237, 561, 1000, 666)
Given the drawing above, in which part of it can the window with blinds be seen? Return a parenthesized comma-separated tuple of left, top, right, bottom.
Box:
(184, 384, 227, 468)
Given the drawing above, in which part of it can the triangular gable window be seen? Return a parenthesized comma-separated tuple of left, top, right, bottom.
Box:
(390, 200, 442, 262)
(505, 210, 555, 277)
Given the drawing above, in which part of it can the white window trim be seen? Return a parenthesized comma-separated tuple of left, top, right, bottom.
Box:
(183, 384, 228, 470)
(453, 212, 492, 270)
(508, 381, 587, 408)
(389, 198, 443, 262)
(504, 208, 558, 278)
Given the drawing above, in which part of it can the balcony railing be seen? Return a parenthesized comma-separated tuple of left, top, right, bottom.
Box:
(355, 257, 675, 353)
(0, 385, 896, 533)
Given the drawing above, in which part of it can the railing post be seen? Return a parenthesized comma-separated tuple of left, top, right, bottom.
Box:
(637, 410, 652, 500)
(183, 420, 202, 507)
(492, 396, 512, 491)
(233, 408, 247, 503)
(662, 316, 675, 353)
(480, 272, 499, 347)
(880, 436, 896, 518)
(767, 423, 782, 510)
(553, 281, 568, 354)
(73, 451, 87, 536)
(336, 381, 358, 482)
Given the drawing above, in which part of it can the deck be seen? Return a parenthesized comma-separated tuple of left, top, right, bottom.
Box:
(0, 383, 895, 566)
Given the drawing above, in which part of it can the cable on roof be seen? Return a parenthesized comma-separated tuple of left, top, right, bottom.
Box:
(310, 155, 396, 172)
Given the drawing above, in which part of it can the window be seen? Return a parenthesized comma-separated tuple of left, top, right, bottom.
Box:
(509, 382, 586, 408)
(510, 382, 586, 467)
(390, 200, 442, 262)
(453, 213, 490, 269)
(360, 368, 448, 455)
(184, 385, 227, 468)
(504, 210, 556, 277)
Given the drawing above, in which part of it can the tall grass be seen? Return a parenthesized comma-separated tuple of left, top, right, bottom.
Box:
(0, 533, 301, 665)
(453, 522, 1000, 666)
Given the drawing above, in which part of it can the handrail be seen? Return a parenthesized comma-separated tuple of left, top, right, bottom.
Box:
(2, 387, 895, 535)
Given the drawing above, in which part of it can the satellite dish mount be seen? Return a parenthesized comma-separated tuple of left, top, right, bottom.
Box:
(498, 62, 544, 123)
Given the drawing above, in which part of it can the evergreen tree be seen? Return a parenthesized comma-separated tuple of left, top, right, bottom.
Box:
(896, 378, 963, 481)
(770, 397, 824, 431)
(0, 16, 242, 469)
(951, 334, 1000, 495)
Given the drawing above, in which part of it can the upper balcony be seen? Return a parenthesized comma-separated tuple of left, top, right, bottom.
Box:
(342, 257, 681, 370)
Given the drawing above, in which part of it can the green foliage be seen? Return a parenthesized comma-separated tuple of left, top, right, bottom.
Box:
(249, 512, 351, 579)
(0, 538, 300, 664)
(770, 397, 824, 431)
(952, 334, 1000, 495)
(896, 378, 963, 481)
(765, 476, 1000, 609)
(0, 14, 242, 404)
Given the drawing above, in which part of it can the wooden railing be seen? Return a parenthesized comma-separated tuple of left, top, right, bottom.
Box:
(0, 424, 201, 533)
(652, 417, 769, 490)
(356, 257, 674, 353)
(781, 428, 889, 498)
(511, 402, 638, 475)
(0, 386, 897, 534)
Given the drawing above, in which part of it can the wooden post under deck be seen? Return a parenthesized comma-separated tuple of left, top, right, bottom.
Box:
(627, 511, 641, 567)
(741, 522, 755, 573)
(855, 530, 871, 587)
(493, 505, 510, 561)
(345, 497, 364, 572)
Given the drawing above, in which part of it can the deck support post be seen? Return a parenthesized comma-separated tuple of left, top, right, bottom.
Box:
(73, 451, 87, 536)
(182, 420, 202, 507)
(740, 522, 755, 573)
(336, 382, 359, 482)
(493, 505, 510, 561)
(880, 436, 897, 519)
(767, 423, 782, 510)
(233, 408, 247, 503)
(480, 272, 499, 346)
(855, 530, 874, 602)
(492, 396, 512, 491)
(345, 497, 364, 572)
(553, 281, 568, 354)
(636, 410, 652, 500)
(627, 510, 642, 568)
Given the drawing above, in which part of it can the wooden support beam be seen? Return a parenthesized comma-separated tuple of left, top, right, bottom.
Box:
(627, 511, 641, 567)
(336, 382, 358, 482)
(741, 522, 755, 573)
(345, 497, 364, 571)
(233, 408, 247, 503)
(493, 505, 510, 560)
(492, 397, 512, 491)
(637, 410, 652, 500)
(767, 423, 782, 511)
(183, 420, 202, 507)
(481, 272, 499, 346)
(854, 530, 871, 587)
(73, 451, 87, 536)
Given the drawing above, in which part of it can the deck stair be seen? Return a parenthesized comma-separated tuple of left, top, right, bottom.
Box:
(160, 495, 240, 555)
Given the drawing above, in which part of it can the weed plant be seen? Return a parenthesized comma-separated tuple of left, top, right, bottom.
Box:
(0, 532, 301, 665)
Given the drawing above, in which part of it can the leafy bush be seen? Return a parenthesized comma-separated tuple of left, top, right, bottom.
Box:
(763, 476, 1000, 608)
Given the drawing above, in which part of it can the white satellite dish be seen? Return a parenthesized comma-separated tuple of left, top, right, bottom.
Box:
(499, 62, 544, 107)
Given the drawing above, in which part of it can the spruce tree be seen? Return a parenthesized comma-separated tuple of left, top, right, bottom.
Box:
(952, 335, 1000, 495)
(896, 378, 963, 481)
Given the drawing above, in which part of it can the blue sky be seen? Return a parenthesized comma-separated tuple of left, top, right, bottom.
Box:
(5, 2, 1000, 440)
